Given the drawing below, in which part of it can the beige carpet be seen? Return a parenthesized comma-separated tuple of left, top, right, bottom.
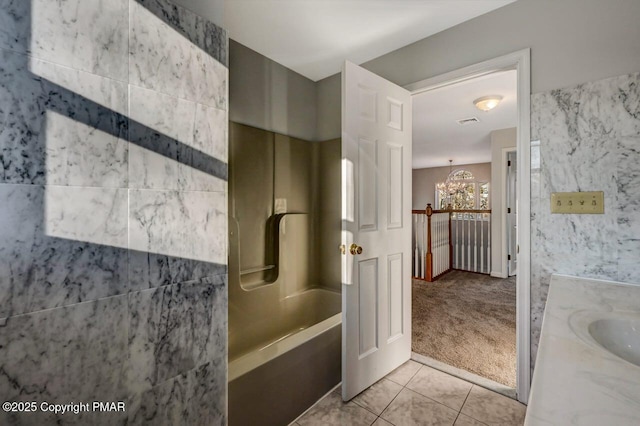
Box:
(412, 270, 516, 387)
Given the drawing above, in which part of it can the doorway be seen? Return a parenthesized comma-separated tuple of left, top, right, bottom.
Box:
(404, 49, 531, 403)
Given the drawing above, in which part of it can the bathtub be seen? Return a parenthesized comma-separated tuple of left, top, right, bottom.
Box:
(228, 288, 342, 426)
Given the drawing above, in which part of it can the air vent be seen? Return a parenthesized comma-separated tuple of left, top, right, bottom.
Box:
(457, 117, 480, 125)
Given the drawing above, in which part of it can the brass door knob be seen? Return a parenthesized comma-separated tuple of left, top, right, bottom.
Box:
(349, 243, 363, 255)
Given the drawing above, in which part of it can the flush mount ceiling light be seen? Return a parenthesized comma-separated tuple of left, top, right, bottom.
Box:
(473, 95, 503, 112)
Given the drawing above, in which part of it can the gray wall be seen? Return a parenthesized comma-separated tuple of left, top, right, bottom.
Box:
(230, 40, 318, 141)
(0, 0, 228, 424)
(412, 162, 491, 210)
(317, 0, 640, 140)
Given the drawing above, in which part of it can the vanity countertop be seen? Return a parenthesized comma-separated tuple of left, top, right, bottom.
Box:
(525, 274, 640, 425)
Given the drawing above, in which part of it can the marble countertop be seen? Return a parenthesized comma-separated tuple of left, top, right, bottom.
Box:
(525, 274, 640, 425)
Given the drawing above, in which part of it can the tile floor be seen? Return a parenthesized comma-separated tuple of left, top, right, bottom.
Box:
(294, 360, 526, 426)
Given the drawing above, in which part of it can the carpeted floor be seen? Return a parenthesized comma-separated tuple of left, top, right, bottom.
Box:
(412, 270, 516, 387)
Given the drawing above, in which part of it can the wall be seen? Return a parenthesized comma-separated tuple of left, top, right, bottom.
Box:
(490, 128, 517, 277)
(0, 0, 228, 424)
(530, 72, 640, 364)
(229, 40, 318, 141)
(316, 0, 640, 140)
(314, 0, 640, 368)
(412, 163, 491, 210)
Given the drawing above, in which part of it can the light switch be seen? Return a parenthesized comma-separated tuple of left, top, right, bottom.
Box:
(551, 191, 604, 214)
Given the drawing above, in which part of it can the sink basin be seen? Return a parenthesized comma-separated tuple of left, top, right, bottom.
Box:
(588, 318, 640, 367)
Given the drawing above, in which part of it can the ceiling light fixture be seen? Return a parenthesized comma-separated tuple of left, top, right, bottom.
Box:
(473, 95, 503, 112)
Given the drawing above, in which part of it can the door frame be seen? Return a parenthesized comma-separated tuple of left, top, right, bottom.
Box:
(504, 147, 517, 277)
(404, 48, 531, 403)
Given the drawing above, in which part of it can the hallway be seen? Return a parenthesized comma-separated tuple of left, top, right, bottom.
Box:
(412, 271, 516, 387)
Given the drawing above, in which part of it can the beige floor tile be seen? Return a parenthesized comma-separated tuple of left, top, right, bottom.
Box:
(406, 365, 473, 411)
(298, 391, 378, 426)
(381, 388, 458, 426)
(454, 414, 487, 426)
(373, 418, 394, 426)
(353, 378, 404, 415)
(460, 386, 526, 426)
(385, 360, 422, 386)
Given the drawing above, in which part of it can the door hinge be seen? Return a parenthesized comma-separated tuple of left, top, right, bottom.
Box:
(507, 207, 511, 214)
(508, 254, 511, 260)
(507, 160, 511, 167)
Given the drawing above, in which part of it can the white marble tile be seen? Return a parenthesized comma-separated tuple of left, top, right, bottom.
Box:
(406, 365, 473, 411)
(194, 102, 228, 162)
(381, 387, 458, 426)
(0, 184, 128, 319)
(44, 186, 128, 249)
(134, 0, 227, 66)
(127, 280, 226, 394)
(0, 0, 129, 81)
(129, 189, 227, 265)
(0, 49, 128, 187)
(128, 355, 226, 425)
(129, 84, 197, 143)
(128, 85, 227, 191)
(0, 295, 128, 425)
(129, 0, 227, 109)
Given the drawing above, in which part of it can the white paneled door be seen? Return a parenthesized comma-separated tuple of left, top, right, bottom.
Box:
(341, 61, 412, 401)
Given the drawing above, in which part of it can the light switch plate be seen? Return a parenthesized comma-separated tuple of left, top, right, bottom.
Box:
(551, 191, 604, 214)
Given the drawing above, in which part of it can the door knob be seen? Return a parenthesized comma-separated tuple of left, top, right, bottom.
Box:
(349, 243, 363, 255)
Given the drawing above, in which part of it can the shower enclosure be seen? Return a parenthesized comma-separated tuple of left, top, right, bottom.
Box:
(227, 122, 341, 426)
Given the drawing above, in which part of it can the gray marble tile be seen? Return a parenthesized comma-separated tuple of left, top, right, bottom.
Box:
(353, 378, 402, 416)
(0, 295, 128, 426)
(380, 388, 458, 426)
(385, 360, 422, 386)
(0, 49, 128, 187)
(129, 0, 227, 109)
(0, 184, 128, 318)
(129, 250, 227, 291)
(297, 391, 377, 426)
(128, 85, 227, 191)
(44, 186, 128, 249)
(454, 414, 486, 426)
(460, 386, 526, 426)
(406, 365, 473, 411)
(532, 73, 640, 142)
(618, 137, 640, 214)
(134, 0, 227, 66)
(0, 0, 129, 81)
(128, 189, 227, 266)
(126, 280, 226, 394)
(372, 418, 394, 426)
(128, 355, 226, 426)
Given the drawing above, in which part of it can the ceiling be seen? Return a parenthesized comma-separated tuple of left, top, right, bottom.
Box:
(412, 69, 517, 169)
(225, 0, 517, 82)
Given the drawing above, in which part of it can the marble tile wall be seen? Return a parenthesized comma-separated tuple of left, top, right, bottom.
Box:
(530, 72, 640, 366)
(0, 0, 228, 424)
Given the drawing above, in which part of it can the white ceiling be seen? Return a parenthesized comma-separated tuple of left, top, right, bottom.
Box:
(225, 0, 517, 82)
(412, 69, 517, 169)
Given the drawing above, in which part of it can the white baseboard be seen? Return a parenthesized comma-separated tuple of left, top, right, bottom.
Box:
(490, 271, 508, 278)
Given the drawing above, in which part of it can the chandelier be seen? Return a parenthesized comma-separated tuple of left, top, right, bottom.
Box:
(436, 160, 466, 209)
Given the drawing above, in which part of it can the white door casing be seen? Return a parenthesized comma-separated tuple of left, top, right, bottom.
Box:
(507, 151, 518, 276)
(341, 61, 412, 401)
